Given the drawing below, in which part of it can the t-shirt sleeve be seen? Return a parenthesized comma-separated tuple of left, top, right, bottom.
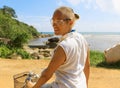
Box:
(58, 39, 75, 62)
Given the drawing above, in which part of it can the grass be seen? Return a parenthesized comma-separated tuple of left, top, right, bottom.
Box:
(90, 50, 105, 66)
(90, 50, 120, 69)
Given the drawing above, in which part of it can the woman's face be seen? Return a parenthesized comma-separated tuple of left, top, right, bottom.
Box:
(51, 11, 72, 35)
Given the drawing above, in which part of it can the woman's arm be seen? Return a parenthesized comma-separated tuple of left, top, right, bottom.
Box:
(84, 48, 90, 87)
(32, 46, 66, 88)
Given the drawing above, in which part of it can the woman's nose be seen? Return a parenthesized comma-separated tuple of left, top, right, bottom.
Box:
(53, 22, 57, 27)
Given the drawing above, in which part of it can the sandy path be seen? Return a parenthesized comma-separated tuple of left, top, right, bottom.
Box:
(0, 59, 120, 88)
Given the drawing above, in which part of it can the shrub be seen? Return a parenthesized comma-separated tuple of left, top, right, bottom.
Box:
(0, 45, 12, 58)
(15, 49, 31, 59)
(90, 50, 105, 66)
(0, 45, 31, 59)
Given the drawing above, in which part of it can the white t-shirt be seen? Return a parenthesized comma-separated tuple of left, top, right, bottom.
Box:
(51, 31, 88, 88)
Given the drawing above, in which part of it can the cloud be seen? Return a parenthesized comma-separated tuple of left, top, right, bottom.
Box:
(17, 15, 120, 32)
(96, 0, 120, 14)
(74, 20, 120, 32)
(66, 0, 81, 5)
(17, 0, 120, 32)
(65, 0, 120, 15)
(96, 0, 109, 11)
(112, 0, 120, 14)
(57, 0, 65, 6)
(95, 0, 115, 14)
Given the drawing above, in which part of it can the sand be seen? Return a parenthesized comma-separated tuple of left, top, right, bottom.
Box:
(0, 58, 120, 88)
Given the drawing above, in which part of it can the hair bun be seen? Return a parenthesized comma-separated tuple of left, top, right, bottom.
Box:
(74, 13, 79, 19)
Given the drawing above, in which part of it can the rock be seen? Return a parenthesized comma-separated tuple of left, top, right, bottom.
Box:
(29, 45, 48, 49)
(31, 52, 40, 59)
(40, 34, 53, 38)
(39, 49, 50, 53)
(46, 42, 57, 48)
(46, 37, 59, 48)
(8, 53, 22, 60)
(23, 45, 35, 54)
(43, 53, 50, 57)
(39, 49, 52, 57)
(48, 37, 59, 42)
(38, 55, 45, 59)
(104, 43, 120, 63)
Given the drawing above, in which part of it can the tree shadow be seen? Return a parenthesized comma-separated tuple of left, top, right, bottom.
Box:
(96, 61, 120, 69)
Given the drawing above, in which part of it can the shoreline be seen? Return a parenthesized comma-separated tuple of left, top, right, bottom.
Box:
(41, 31, 120, 35)
(28, 34, 120, 52)
(84, 34, 120, 52)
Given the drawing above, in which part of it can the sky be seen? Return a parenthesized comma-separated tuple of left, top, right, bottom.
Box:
(0, 0, 120, 32)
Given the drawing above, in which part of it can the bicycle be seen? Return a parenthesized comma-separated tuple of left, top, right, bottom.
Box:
(13, 71, 39, 88)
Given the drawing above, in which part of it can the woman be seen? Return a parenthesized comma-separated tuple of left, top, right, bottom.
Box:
(27, 6, 90, 88)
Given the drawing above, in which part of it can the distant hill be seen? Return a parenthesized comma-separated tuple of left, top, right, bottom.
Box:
(0, 5, 40, 47)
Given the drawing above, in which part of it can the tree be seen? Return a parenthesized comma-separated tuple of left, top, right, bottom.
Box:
(11, 33, 30, 47)
(0, 5, 40, 48)
(0, 5, 17, 18)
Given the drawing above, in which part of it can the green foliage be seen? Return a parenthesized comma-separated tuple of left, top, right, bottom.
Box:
(0, 5, 40, 48)
(0, 5, 17, 18)
(15, 48, 31, 59)
(11, 33, 30, 47)
(90, 50, 105, 66)
(0, 45, 12, 58)
(90, 50, 120, 69)
(0, 45, 31, 59)
(0, 5, 40, 59)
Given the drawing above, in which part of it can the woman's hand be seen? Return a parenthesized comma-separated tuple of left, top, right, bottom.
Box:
(26, 80, 36, 88)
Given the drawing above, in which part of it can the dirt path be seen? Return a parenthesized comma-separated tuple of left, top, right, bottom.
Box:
(0, 59, 120, 88)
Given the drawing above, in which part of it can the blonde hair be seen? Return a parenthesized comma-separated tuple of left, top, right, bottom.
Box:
(54, 6, 80, 20)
